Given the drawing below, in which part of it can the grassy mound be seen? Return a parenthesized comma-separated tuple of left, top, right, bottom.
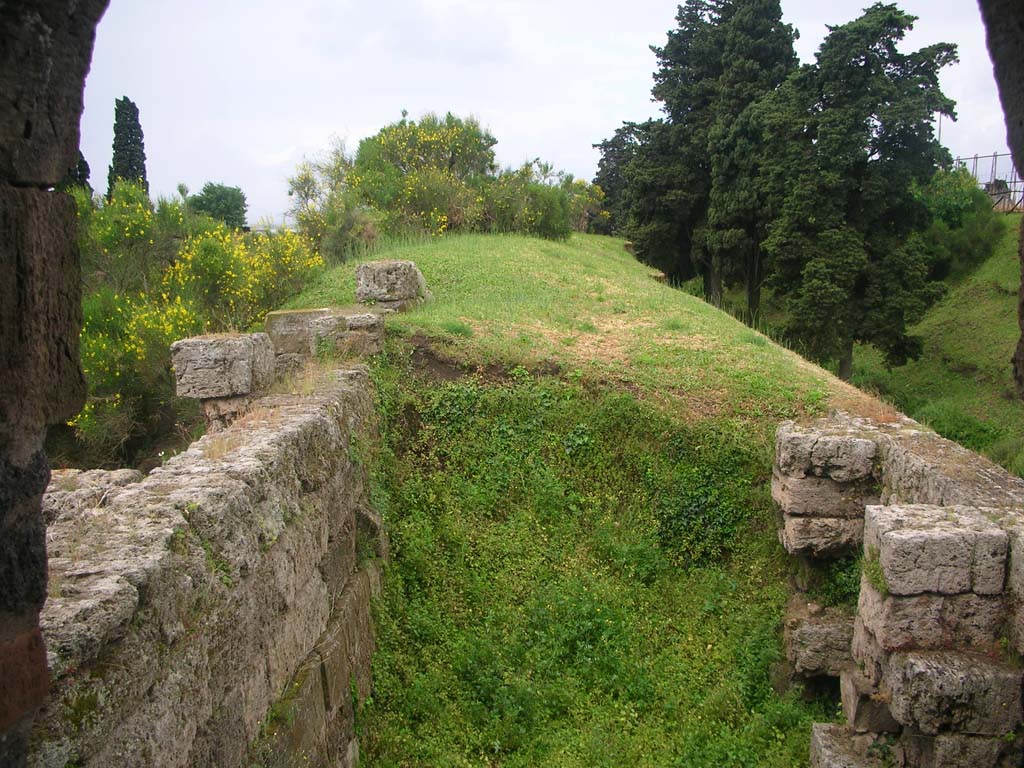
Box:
(852, 215, 1024, 475)
(287, 233, 878, 766)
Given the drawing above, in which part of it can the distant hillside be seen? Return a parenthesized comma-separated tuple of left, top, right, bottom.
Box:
(852, 215, 1024, 476)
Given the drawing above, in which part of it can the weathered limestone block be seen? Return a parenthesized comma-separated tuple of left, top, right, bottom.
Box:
(772, 469, 879, 519)
(878, 424, 1024, 509)
(887, 651, 1023, 736)
(781, 516, 864, 558)
(171, 333, 274, 399)
(355, 260, 429, 308)
(900, 731, 1024, 768)
(809, 723, 890, 768)
(863, 505, 1008, 596)
(785, 596, 854, 678)
(857, 576, 1005, 653)
(775, 421, 878, 483)
(310, 312, 384, 357)
(265, 308, 333, 355)
(42, 468, 142, 525)
(840, 668, 900, 734)
(851, 617, 888, 687)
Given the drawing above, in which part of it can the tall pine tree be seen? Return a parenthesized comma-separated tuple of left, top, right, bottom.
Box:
(614, 0, 795, 305)
(107, 96, 148, 199)
(761, 3, 956, 378)
(702, 0, 796, 315)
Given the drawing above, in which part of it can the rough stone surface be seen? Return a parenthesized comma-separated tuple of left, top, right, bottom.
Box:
(887, 651, 1023, 736)
(29, 366, 383, 768)
(309, 312, 384, 357)
(781, 515, 864, 558)
(775, 421, 878, 483)
(857, 576, 1005, 652)
(42, 469, 142, 526)
(772, 469, 878, 519)
(863, 505, 1008, 596)
(809, 724, 888, 768)
(1, 2, 110, 759)
(0, 1, 109, 185)
(785, 596, 854, 678)
(265, 308, 333, 355)
(900, 731, 1024, 768)
(355, 260, 429, 306)
(840, 668, 900, 734)
(171, 333, 274, 399)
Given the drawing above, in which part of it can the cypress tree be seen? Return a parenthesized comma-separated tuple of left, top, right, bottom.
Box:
(107, 96, 148, 199)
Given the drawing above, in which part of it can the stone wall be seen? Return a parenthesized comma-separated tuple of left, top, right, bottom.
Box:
(28, 365, 385, 768)
(0, 3, 108, 765)
(774, 411, 1024, 766)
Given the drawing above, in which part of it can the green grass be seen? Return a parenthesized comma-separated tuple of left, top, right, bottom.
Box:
(851, 215, 1024, 475)
(285, 232, 876, 766)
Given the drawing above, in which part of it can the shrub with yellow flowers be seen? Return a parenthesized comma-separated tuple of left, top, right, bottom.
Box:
(165, 226, 321, 330)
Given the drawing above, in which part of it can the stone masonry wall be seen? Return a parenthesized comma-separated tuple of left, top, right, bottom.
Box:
(0, 4, 108, 765)
(28, 365, 384, 768)
(774, 411, 1024, 767)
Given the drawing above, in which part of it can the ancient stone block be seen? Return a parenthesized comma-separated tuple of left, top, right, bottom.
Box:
(775, 421, 878, 483)
(887, 651, 1023, 736)
(43, 468, 142, 525)
(900, 731, 1024, 768)
(857, 575, 1005, 652)
(258, 665, 329, 768)
(171, 333, 274, 399)
(785, 596, 854, 678)
(863, 505, 1008, 596)
(809, 723, 890, 768)
(851, 617, 888, 688)
(772, 469, 878, 519)
(355, 260, 429, 306)
(265, 308, 333, 355)
(781, 515, 864, 558)
(840, 668, 900, 734)
(309, 312, 384, 357)
(877, 424, 1024, 509)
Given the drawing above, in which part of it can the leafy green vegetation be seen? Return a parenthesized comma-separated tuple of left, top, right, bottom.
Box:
(361, 349, 826, 766)
(852, 215, 1024, 475)
(285, 232, 884, 766)
(287, 113, 605, 261)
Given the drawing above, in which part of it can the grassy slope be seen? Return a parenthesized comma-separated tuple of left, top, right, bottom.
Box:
(288, 233, 879, 766)
(852, 215, 1024, 474)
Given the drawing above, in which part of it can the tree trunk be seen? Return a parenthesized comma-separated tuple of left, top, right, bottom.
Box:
(837, 339, 854, 382)
(746, 244, 761, 323)
(704, 265, 723, 308)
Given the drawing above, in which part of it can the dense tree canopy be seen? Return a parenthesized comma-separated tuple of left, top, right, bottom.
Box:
(107, 96, 147, 199)
(189, 182, 248, 229)
(761, 3, 956, 377)
(597, 0, 958, 378)
(603, 0, 795, 304)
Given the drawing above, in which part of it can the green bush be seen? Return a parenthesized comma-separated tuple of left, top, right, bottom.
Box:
(920, 167, 1006, 280)
(915, 399, 1005, 453)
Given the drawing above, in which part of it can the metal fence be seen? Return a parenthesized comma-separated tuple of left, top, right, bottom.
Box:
(954, 152, 1023, 212)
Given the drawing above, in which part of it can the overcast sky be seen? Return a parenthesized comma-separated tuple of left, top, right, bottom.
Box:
(80, 0, 1012, 225)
